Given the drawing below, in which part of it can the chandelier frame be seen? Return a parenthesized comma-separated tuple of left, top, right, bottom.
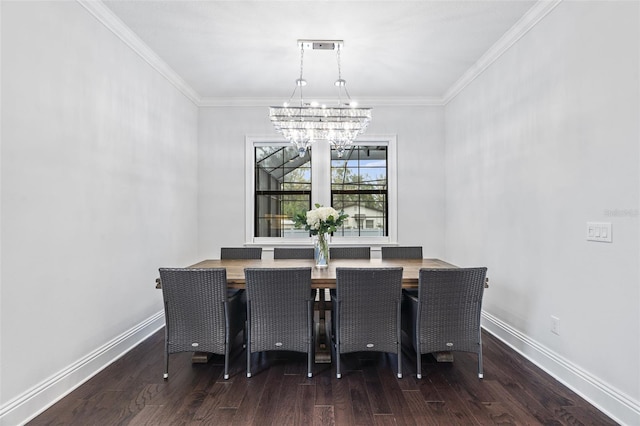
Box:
(269, 40, 372, 157)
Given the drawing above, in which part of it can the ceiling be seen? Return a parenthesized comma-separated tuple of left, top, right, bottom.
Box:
(102, 0, 538, 104)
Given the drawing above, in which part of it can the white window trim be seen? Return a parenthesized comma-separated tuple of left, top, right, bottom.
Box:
(245, 135, 397, 246)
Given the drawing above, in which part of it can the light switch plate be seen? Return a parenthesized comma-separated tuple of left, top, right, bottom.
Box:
(586, 222, 612, 242)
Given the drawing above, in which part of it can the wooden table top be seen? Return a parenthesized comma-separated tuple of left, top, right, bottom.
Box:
(180, 258, 458, 289)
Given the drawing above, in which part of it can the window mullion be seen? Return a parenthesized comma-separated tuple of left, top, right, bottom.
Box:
(311, 139, 331, 208)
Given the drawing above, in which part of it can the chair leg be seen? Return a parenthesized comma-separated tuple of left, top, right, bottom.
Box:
(396, 300, 402, 379)
(397, 344, 402, 379)
(415, 324, 422, 379)
(478, 338, 484, 379)
(246, 302, 252, 378)
(246, 347, 252, 378)
(224, 344, 230, 380)
(307, 300, 313, 378)
(335, 300, 341, 379)
(243, 320, 247, 349)
(223, 301, 230, 380)
(335, 335, 341, 378)
(164, 326, 169, 380)
(164, 351, 169, 380)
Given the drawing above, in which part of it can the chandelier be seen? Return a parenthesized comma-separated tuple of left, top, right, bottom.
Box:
(269, 40, 372, 158)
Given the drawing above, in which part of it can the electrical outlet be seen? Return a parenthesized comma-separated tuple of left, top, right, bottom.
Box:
(551, 316, 560, 335)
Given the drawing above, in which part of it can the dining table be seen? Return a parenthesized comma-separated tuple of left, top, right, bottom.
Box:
(155, 257, 484, 363)
(158, 257, 458, 288)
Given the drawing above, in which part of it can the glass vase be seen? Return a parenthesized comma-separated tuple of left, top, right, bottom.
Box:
(314, 233, 330, 268)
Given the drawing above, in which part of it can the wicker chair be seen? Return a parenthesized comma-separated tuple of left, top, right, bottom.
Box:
(220, 248, 261, 299)
(220, 247, 262, 259)
(382, 246, 423, 259)
(332, 267, 403, 379)
(159, 268, 244, 380)
(383, 247, 423, 299)
(273, 247, 314, 259)
(245, 267, 314, 378)
(402, 267, 487, 379)
(329, 246, 371, 259)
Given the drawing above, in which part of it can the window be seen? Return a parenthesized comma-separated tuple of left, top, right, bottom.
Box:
(331, 146, 388, 237)
(246, 137, 396, 244)
(254, 145, 311, 238)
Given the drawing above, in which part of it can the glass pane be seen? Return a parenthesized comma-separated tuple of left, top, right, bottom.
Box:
(256, 147, 283, 170)
(282, 165, 311, 186)
(256, 194, 312, 238)
(255, 146, 279, 163)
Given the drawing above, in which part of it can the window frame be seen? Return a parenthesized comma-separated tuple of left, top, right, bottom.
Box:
(245, 135, 397, 246)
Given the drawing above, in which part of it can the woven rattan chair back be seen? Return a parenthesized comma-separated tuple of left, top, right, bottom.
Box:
(382, 246, 423, 259)
(403, 267, 487, 379)
(245, 267, 314, 378)
(329, 246, 371, 259)
(159, 268, 244, 380)
(333, 267, 403, 379)
(273, 247, 314, 259)
(220, 247, 262, 259)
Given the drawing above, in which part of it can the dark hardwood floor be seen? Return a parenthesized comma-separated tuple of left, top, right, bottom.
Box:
(28, 328, 617, 425)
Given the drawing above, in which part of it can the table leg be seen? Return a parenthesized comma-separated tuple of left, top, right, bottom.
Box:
(435, 352, 454, 362)
(192, 352, 211, 363)
(314, 288, 331, 363)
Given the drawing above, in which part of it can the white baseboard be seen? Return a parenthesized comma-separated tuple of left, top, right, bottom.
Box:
(0, 311, 165, 426)
(482, 311, 640, 426)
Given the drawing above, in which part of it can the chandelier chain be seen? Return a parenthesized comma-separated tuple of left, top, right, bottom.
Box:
(299, 44, 305, 82)
(336, 45, 343, 105)
(336, 44, 342, 81)
(297, 44, 305, 106)
(335, 45, 352, 105)
(299, 44, 305, 105)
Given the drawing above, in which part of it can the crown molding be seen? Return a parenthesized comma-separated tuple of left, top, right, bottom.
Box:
(77, 0, 201, 105)
(198, 96, 445, 107)
(351, 97, 445, 107)
(443, 0, 563, 104)
(78, 0, 559, 109)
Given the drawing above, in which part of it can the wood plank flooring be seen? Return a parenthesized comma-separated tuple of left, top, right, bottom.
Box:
(28, 329, 617, 425)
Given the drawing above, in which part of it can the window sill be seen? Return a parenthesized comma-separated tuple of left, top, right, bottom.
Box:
(245, 238, 399, 251)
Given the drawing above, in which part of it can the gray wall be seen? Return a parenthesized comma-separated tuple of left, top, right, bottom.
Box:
(197, 105, 446, 259)
(444, 1, 639, 423)
(1, 2, 199, 422)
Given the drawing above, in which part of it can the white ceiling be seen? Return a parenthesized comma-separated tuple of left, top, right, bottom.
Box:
(101, 0, 538, 104)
